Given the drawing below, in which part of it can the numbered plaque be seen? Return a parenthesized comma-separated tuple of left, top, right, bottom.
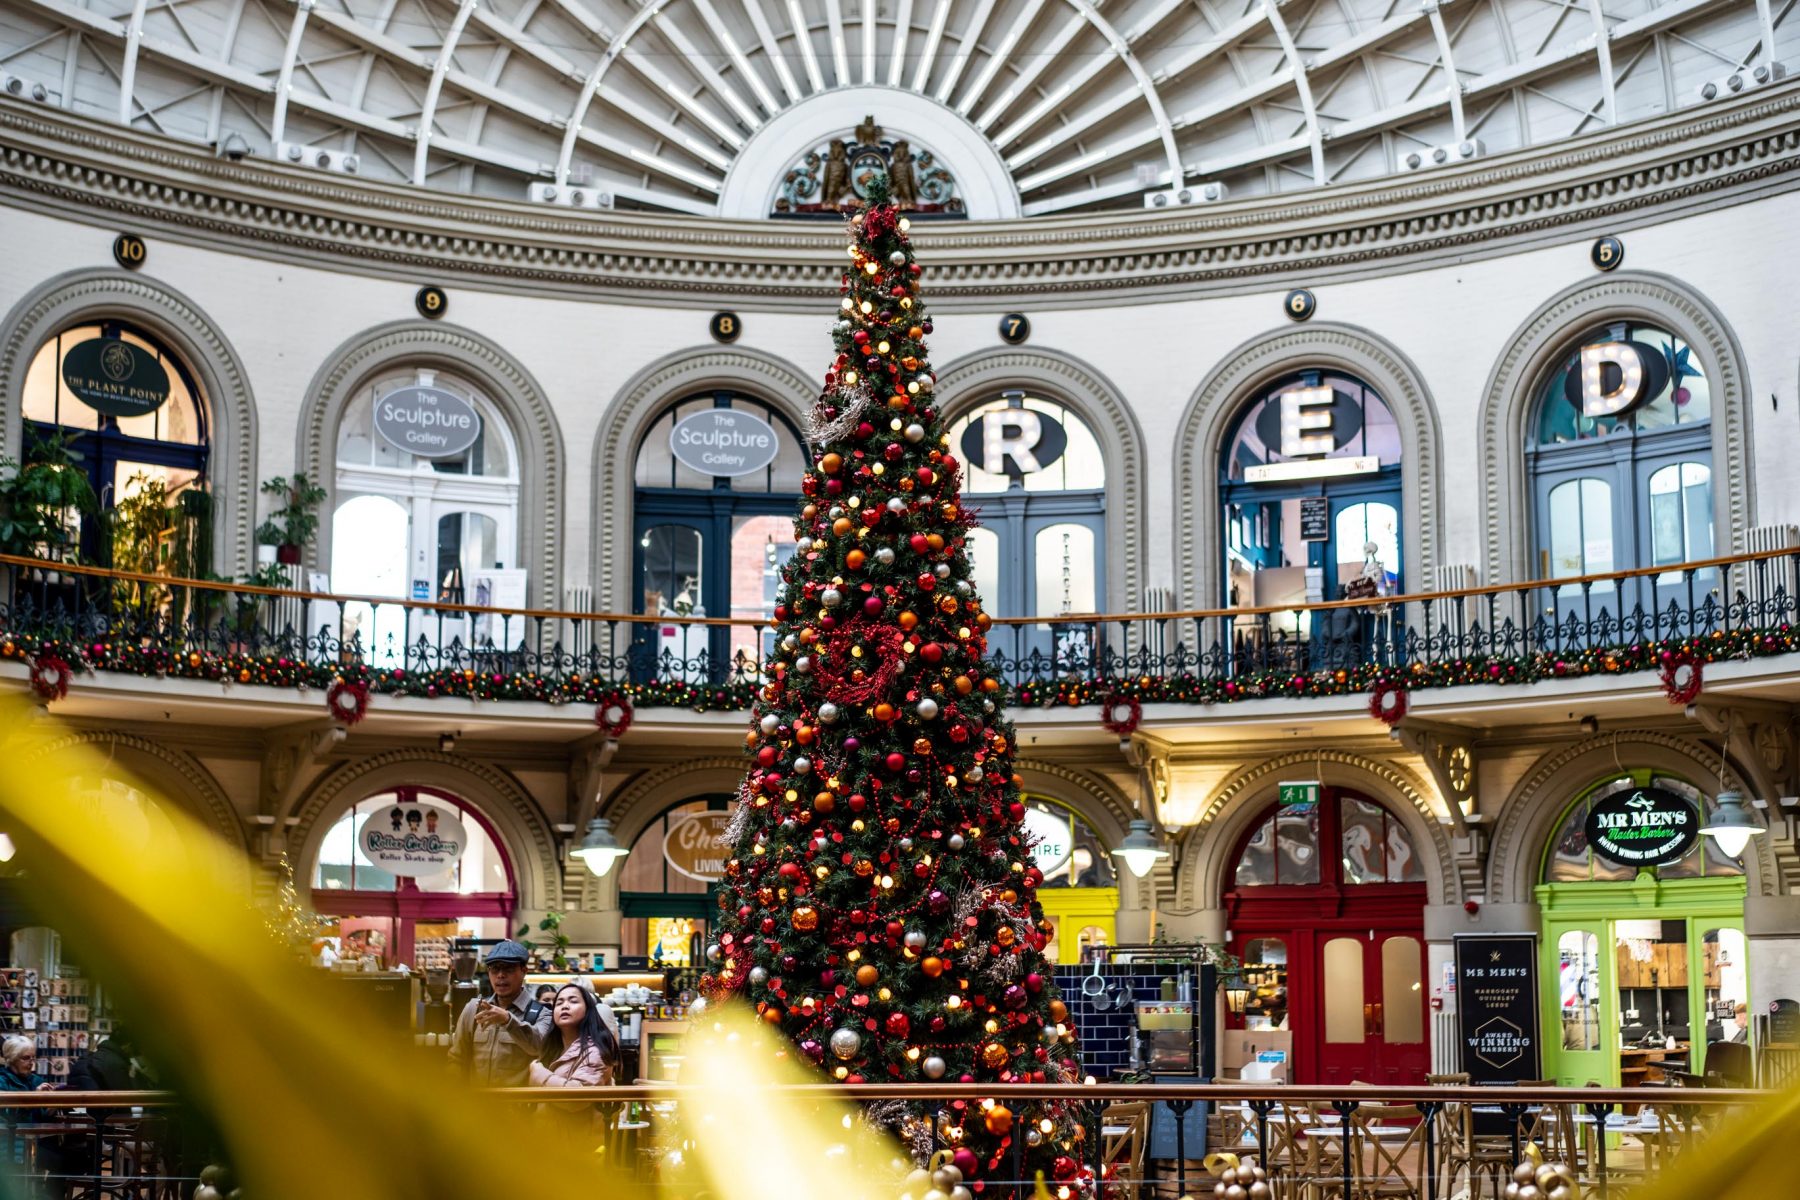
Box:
(1591, 236, 1624, 272)
(415, 285, 449, 319)
(710, 311, 742, 343)
(1283, 289, 1316, 322)
(112, 234, 147, 270)
(998, 313, 1031, 344)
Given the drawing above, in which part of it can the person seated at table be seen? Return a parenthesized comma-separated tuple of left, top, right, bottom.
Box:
(0, 1037, 56, 1093)
(529, 981, 617, 1088)
(66, 1029, 140, 1092)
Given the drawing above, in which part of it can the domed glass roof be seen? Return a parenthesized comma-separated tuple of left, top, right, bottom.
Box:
(0, 0, 1783, 217)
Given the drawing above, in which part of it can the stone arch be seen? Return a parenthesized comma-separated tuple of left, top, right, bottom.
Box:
(1172, 323, 1444, 609)
(591, 347, 815, 611)
(297, 320, 566, 611)
(581, 755, 749, 911)
(1012, 757, 1135, 850)
(1477, 271, 1754, 584)
(0, 269, 260, 576)
(287, 750, 561, 911)
(1485, 730, 1783, 905)
(934, 346, 1149, 615)
(24, 728, 243, 851)
(1172, 749, 1456, 909)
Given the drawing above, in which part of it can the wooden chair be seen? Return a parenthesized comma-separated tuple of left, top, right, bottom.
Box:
(1100, 1101, 1149, 1200)
(1351, 1103, 1426, 1200)
(1297, 1104, 1350, 1200)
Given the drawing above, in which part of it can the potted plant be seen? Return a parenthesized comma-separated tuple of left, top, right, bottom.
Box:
(518, 911, 571, 971)
(0, 433, 98, 568)
(258, 474, 326, 566)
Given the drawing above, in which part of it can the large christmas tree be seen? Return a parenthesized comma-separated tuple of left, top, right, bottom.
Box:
(703, 187, 1087, 1190)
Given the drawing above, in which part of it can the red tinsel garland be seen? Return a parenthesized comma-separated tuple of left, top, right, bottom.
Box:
(594, 691, 633, 738)
(1369, 679, 1408, 726)
(28, 653, 72, 702)
(1660, 652, 1703, 705)
(326, 679, 370, 726)
(1099, 693, 1142, 737)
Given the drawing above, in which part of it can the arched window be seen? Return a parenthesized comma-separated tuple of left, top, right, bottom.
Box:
(1219, 372, 1401, 663)
(329, 368, 521, 662)
(632, 394, 806, 678)
(308, 787, 516, 970)
(615, 797, 735, 966)
(1021, 794, 1118, 966)
(20, 321, 211, 574)
(946, 393, 1105, 671)
(1232, 791, 1423, 888)
(1528, 323, 1712, 614)
(1542, 774, 1752, 883)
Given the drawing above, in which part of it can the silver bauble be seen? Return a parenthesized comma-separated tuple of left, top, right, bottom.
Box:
(955, 580, 972, 595)
(1227, 1186, 1248, 1200)
(904, 929, 927, 951)
(1513, 1165, 1537, 1185)
(950, 1189, 972, 1200)
(795, 536, 812, 554)
(934, 1165, 962, 1187)
(918, 375, 935, 392)
(818, 701, 841, 724)
(875, 546, 896, 566)
(921, 1055, 947, 1079)
(905, 423, 926, 443)
(889, 250, 907, 266)
(705, 943, 722, 962)
(934, 562, 952, 578)
(748, 966, 768, 985)
(948, 833, 966, 851)
(689, 995, 707, 1015)
(793, 756, 812, 775)
(781, 634, 798, 652)
(821, 588, 844, 607)
(916, 697, 940, 719)
(1249, 1183, 1271, 1200)
(886, 497, 907, 513)
(795, 655, 814, 673)
(1025, 1129, 1042, 1147)
(829, 1027, 862, 1060)
(760, 714, 780, 734)
(967, 766, 984, 783)
(982, 700, 995, 713)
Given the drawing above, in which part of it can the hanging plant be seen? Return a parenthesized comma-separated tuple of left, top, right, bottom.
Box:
(1660, 651, 1703, 705)
(28, 653, 73, 702)
(595, 690, 634, 739)
(1369, 678, 1408, 726)
(326, 679, 370, 726)
(1099, 692, 1141, 737)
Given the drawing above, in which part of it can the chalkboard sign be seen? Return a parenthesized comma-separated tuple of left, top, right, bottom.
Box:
(1299, 497, 1330, 542)
(1454, 934, 1540, 1083)
(1147, 1074, 1208, 1159)
(1770, 998, 1800, 1044)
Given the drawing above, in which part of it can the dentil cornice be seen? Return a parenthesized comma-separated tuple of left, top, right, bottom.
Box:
(3, 82, 1799, 311)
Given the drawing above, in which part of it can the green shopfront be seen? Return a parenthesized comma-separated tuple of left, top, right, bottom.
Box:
(1536, 773, 1755, 1086)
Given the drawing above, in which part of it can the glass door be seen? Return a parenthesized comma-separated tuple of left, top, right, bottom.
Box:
(1315, 931, 1427, 1085)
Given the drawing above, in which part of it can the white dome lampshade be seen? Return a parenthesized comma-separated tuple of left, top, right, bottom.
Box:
(1701, 790, 1763, 860)
(1111, 818, 1169, 878)
(570, 817, 628, 877)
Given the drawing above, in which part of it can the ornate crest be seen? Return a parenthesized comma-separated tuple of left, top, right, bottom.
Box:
(773, 115, 963, 218)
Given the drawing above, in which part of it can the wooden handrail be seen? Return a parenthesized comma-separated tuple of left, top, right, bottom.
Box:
(1, 544, 1791, 629)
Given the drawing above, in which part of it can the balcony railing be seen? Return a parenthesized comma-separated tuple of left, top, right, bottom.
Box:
(0, 548, 1795, 715)
(0, 1081, 1778, 1198)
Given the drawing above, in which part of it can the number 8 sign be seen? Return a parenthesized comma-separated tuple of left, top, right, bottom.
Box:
(710, 311, 742, 342)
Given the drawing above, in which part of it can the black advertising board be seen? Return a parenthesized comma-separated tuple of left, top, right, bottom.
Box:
(1769, 998, 1800, 1044)
(1454, 935, 1541, 1083)
(1299, 497, 1331, 541)
(1583, 786, 1700, 868)
(59, 337, 170, 418)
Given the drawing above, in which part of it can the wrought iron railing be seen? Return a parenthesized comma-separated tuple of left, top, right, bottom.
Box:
(0, 548, 1795, 714)
(0, 1081, 1778, 1198)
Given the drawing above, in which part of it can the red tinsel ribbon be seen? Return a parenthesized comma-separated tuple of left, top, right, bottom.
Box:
(595, 691, 634, 738)
(28, 654, 72, 702)
(326, 679, 370, 726)
(1660, 653, 1703, 706)
(815, 624, 905, 705)
(1369, 680, 1408, 726)
(1099, 693, 1141, 737)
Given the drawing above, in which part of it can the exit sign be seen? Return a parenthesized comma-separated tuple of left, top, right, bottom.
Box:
(1278, 781, 1320, 806)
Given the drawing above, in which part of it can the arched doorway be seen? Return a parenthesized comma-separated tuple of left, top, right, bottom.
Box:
(309, 787, 517, 971)
(1223, 788, 1428, 1085)
(1022, 795, 1119, 965)
(615, 797, 735, 968)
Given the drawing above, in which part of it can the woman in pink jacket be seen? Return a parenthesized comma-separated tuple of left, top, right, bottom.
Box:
(529, 982, 618, 1088)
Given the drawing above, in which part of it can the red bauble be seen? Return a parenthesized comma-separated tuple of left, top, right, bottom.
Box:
(885, 752, 906, 772)
(885, 1012, 910, 1038)
(917, 574, 936, 591)
(909, 533, 930, 553)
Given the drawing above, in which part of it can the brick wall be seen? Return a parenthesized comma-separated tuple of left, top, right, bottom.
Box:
(1052, 963, 1210, 1080)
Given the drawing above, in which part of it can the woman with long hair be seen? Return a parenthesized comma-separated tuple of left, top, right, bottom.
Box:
(528, 981, 617, 1088)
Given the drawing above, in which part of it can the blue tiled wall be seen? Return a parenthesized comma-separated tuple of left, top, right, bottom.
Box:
(1051, 963, 1204, 1080)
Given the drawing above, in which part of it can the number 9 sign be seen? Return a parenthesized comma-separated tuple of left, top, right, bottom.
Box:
(1283, 289, 1316, 322)
(415, 285, 448, 319)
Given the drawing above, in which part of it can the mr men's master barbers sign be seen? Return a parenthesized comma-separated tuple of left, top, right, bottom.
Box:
(1584, 786, 1700, 868)
(1454, 934, 1540, 1083)
(669, 408, 781, 477)
(373, 385, 483, 458)
(358, 803, 467, 877)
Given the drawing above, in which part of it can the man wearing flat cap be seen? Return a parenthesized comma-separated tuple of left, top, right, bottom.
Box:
(448, 939, 553, 1085)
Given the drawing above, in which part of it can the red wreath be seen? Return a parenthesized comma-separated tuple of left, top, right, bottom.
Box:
(595, 691, 633, 739)
(326, 679, 370, 726)
(1369, 679, 1408, 726)
(1660, 652, 1703, 706)
(1099, 693, 1142, 737)
(28, 654, 72, 702)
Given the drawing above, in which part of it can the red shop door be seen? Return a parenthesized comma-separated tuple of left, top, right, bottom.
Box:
(1314, 930, 1429, 1086)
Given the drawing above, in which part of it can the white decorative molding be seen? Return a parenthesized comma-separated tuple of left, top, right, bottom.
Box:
(297, 320, 566, 612)
(0, 268, 260, 577)
(24, 728, 243, 849)
(1172, 323, 1444, 608)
